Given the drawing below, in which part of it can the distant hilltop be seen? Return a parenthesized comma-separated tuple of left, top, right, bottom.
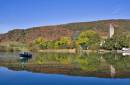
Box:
(0, 19, 130, 43)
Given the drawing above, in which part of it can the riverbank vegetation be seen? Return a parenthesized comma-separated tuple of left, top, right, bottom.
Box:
(0, 42, 27, 52)
(29, 30, 130, 51)
(102, 31, 130, 50)
(0, 30, 130, 52)
(26, 30, 101, 51)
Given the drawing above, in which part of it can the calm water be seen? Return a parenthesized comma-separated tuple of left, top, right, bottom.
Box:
(0, 52, 130, 85)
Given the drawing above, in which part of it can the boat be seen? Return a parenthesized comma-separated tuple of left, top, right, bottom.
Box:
(19, 52, 32, 58)
(121, 48, 130, 56)
(122, 48, 129, 51)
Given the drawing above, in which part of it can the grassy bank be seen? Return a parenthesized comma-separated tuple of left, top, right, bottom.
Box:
(0, 42, 28, 52)
(38, 49, 76, 53)
(37, 49, 112, 53)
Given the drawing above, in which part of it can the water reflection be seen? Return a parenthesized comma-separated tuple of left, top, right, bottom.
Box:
(0, 52, 130, 78)
(19, 57, 32, 64)
(110, 65, 116, 78)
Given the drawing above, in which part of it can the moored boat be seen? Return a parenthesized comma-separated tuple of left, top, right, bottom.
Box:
(19, 52, 32, 58)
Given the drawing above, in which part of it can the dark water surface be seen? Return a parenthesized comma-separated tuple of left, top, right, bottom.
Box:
(0, 52, 130, 85)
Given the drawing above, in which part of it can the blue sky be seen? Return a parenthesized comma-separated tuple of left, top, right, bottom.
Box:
(0, 0, 130, 33)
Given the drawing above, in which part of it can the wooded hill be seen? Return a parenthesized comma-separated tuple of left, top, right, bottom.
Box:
(0, 19, 130, 43)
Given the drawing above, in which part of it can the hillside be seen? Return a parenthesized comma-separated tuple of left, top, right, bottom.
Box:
(0, 19, 130, 43)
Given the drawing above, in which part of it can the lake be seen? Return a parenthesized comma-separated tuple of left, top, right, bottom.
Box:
(0, 52, 130, 85)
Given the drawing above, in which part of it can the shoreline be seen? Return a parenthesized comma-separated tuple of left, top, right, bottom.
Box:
(38, 49, 112, 53)
(0, 49, 122, 54)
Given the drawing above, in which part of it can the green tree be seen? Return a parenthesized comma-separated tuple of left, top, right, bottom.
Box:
(46, 40, 55, 49)
(103, 38, 115, 50)
(34, 37, 47, 49)
(54, 37, 72, 49)
(113, 33, 130, 49)
(103, 32, 130, 50)
(76, 30, 100, 49)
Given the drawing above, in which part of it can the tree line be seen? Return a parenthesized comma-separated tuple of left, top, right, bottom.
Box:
(31, 30, 130, 51)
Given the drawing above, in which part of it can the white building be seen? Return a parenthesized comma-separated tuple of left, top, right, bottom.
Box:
(108, 24, 114, 38)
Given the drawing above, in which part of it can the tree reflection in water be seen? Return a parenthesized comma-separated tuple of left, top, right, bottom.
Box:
(0, 52, 130, 78)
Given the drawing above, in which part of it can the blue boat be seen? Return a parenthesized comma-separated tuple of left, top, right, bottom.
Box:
(19, 52, 32, 58)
